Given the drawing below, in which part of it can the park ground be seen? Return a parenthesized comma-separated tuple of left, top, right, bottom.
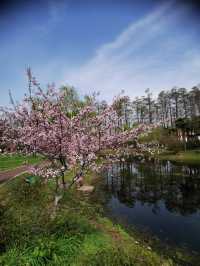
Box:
(0, 154, 43, 171)
(139, 127, 200, 165)
(0, 154, 200, 265)
(157, 150, 200, 165)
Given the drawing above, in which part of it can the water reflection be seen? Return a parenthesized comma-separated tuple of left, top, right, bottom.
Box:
(100, 160, 200, 251)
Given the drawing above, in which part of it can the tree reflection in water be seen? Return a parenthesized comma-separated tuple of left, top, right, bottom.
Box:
(104, 160, 200, 216)
(94, 160, 200, 251)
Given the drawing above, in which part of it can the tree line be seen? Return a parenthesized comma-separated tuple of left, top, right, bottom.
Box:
(106, 87, 200, 128)
(62, 85, 200, 130)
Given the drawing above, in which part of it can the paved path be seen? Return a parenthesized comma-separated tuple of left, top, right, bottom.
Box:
(0, 165, 32, 183)
(0, 161, 48, 184)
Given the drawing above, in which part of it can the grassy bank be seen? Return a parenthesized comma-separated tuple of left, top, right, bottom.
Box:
(139, 127, 200, 165)
(1, 173, 197, 265)
(0, 154, 43, 171)
(157, 150, 200, 165)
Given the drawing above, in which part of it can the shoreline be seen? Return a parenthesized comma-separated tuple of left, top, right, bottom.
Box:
(156, 149, 200, 165)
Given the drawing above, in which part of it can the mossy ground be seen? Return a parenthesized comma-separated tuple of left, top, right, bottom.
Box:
(0, 173, 199, 266)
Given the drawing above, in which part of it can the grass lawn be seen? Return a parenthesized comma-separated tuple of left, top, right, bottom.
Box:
(0, 154, 43, 171)
(1, 173, 198, 265)
(158, 150, 200, 165)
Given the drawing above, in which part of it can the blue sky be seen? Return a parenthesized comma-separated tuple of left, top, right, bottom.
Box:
(0, 0, 200, 105)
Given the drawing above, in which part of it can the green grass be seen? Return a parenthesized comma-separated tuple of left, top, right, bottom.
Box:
(0, 154, 43, 171)
(158, 149, 200, 165)
(1, 174, 191, 266)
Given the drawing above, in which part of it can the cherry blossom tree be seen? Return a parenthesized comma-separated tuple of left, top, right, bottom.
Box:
(4, 69, 153, 192)
(0, 118, 7, 152)
(0, 109, 19, 153)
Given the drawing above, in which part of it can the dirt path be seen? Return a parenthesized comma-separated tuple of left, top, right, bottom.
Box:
(0, 161, 48, 183)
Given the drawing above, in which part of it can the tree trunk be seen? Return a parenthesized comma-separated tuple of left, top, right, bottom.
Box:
(61, 172, 66, 188)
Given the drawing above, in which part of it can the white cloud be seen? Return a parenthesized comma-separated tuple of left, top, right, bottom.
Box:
(63, 0, 200, 101)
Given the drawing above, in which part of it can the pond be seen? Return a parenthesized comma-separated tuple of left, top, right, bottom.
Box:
(96, 159, 200, 252)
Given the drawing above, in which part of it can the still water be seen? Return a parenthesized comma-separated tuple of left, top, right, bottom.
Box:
(98, 160, 200, 252)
